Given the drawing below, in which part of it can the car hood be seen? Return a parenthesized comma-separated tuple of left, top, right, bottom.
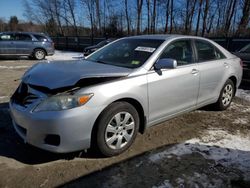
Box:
(22, 60, 132, 90)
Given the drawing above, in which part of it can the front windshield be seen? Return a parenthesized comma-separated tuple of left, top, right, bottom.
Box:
(87, 38, 164, 68)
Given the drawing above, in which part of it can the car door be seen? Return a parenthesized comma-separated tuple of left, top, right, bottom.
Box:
(0, 33, 16, 55)
(194, 39, 228, 105)
(15, 33, 33, 55)
(147, 39, 199, 125)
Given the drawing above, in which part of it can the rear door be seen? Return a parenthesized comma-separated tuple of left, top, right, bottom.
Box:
(0, 33, 16, 55)
(194, 39, 228, 105)
(15, 33, 33, 55)
(147, 39, 199, 124)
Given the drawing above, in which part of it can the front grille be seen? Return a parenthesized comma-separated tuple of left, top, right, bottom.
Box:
(12, 83, 39, 107)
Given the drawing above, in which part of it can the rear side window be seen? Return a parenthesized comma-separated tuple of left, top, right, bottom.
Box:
(195, 40, 225, 62)
(16, 34, 32, 41)
(0, 34, 15, 41)
(159, 40, 194, 66)
(33, 34, 48, 42)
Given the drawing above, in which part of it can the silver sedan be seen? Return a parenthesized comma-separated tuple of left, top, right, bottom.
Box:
(10, 35, 242, 156)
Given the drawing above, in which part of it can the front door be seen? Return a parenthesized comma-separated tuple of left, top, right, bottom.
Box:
(147, 39, 199, 125)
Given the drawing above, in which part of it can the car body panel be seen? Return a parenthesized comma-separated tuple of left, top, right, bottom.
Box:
(147, 65, 199, 124)
(0, 40, 16, 54)
(234, 47, 250, 82)
(9, 35, 243, 153)
(196, 59, 227, 104)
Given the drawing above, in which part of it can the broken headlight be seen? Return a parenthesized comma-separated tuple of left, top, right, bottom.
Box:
(33, 94, 93, 112)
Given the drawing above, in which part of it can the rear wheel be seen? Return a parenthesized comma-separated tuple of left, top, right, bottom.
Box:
(95, 102, 139, 156)
(213, 79, 235, 110)
(34, 49, 46, 60)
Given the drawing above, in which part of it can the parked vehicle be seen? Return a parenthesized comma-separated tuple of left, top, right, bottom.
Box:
(10, 35, 242, 156)
(83, 38, 114, 56)
(233, 43, 250, 83)
(0, 32, 54, 60)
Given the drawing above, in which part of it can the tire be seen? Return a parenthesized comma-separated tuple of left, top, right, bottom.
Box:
(34, 49, 46, 60)
(95, 102, 139, 156)
(213, 79, 235, 111)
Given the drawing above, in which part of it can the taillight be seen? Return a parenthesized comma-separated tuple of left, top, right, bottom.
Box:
(240, 59, 243, 67)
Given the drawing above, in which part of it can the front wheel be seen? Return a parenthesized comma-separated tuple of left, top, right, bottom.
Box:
(213, 79, 235, 110)
(95, 102, 139, 156)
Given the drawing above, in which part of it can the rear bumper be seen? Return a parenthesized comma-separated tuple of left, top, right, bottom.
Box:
(46, 48, 55, 56)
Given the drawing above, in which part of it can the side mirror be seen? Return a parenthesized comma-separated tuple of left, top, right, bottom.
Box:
(154, 58, 177, 70)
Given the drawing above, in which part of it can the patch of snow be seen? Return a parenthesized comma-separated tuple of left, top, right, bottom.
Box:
(236, 89, 250, 102)
(0, 65, 30, 69)
(149, 129, 250, 179)
(46, 50, 83, 61)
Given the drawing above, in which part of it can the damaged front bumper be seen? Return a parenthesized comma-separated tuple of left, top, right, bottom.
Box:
(9, 83, 102, 153)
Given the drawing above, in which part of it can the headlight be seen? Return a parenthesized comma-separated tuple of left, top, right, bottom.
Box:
(33, 94, 93, 112)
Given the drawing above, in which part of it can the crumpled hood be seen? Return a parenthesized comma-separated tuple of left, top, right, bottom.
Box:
(22, 60, 132, 89)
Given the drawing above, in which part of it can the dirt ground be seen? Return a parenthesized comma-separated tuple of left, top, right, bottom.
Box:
(0, 58, 249, 188)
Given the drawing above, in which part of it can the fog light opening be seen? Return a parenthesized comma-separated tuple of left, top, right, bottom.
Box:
(44, 134, 60, 146)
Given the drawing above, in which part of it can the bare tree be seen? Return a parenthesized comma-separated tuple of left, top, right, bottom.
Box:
(236, 0, 250, 36)
(95, 0, 101, 34)
(169, 0, 173, 33)
(65, 0, 78, 36)
(196, 0, 203, 35)
(136, 0, 143, 34)
(81, 0, 96, 38)
(164, 0, 170, 33)
(223, 0, 238, 36)
(184, 0, 197, 34)
(146, 0, 151, 34)
(124, 0, 131, 35)
(151, 0, 157, 33)
(9, 16, 19, 31)
(201, 0, 209, 36)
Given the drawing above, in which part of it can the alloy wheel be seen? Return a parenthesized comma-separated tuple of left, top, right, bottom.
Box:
(105, 112, 135, 150)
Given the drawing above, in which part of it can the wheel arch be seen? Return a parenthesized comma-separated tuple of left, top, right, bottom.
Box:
(33, 47, 47, 56)
(228, 75, 237, 96)
(90, 97, 147, 149)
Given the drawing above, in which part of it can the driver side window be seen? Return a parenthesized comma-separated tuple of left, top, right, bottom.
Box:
(160, 40, 194, 66)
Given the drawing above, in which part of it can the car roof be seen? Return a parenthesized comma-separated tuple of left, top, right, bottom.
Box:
(126, 34, 210, 41)
(0, 31, 47, 36)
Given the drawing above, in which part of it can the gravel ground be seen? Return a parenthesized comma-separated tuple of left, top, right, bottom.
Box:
(0, 56, 249, 188)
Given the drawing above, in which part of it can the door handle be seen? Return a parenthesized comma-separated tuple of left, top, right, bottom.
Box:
(191, 69, 199, 75)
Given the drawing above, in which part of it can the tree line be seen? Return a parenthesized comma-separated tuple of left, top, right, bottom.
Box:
(0, 0, 250, 37)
